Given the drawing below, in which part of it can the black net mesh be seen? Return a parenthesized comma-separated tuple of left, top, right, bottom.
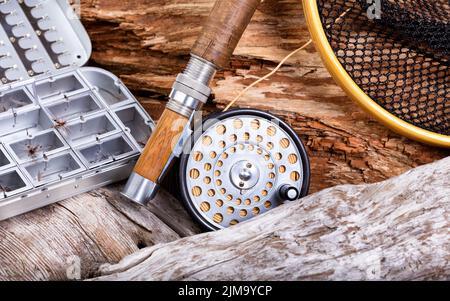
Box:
(317, 0, 450, 135)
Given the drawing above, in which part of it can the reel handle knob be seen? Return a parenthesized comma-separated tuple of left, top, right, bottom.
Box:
(279, 185, 300, 201)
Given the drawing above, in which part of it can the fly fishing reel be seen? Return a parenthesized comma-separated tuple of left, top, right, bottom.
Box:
(179, 109, 310, 230)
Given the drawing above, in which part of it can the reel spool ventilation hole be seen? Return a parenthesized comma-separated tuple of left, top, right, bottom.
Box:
(179, 109, 310, 231)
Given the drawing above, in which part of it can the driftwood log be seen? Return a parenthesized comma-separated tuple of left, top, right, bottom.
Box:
(0, 188, 201, 281)
(95, 157, 450, 281)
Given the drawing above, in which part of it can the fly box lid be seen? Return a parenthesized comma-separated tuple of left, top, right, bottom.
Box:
(0, 0, 155, 220)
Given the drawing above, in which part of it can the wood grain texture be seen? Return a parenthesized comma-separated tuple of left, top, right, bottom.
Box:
(1, 0, 448, 281)
(79, 0, 449, 193)
(191, 0, 262, 68)
(134, 109, 189, 181)
(95, 157, 450, 281)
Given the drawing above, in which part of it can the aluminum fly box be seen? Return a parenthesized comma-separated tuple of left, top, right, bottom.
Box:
(0, 0, 155, 220)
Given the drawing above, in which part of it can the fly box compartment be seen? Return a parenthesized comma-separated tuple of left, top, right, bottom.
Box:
(0, 0, 155, 220)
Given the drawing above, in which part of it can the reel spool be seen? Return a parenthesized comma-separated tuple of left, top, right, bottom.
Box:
(179, 109, 310, 231)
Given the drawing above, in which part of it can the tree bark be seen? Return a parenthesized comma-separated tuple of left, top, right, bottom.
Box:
(80, 0, 449, 193)
(95, 157, 450, 281)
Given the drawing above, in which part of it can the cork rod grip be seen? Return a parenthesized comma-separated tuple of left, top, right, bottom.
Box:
(191, 0, 261, 69)
(133, 109, 189, 182)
